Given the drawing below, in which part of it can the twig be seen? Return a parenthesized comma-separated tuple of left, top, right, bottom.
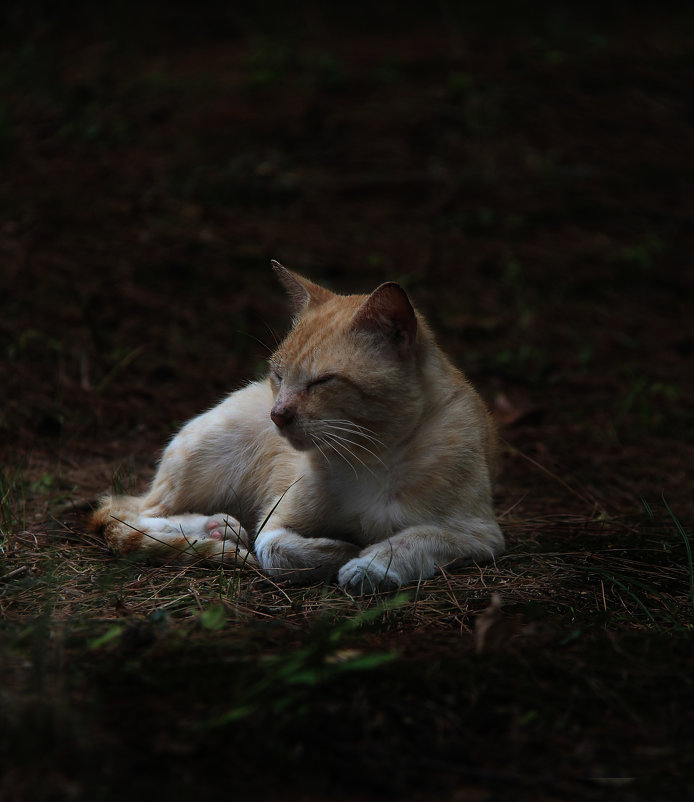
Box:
(1, 565, 29, 582)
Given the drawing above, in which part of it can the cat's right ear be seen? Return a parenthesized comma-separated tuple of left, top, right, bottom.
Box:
(271, 260, 334, 317)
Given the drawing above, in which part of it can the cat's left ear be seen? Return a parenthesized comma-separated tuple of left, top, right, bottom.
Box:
(352, 282, 417, 356)
(272, 260, 334, 317)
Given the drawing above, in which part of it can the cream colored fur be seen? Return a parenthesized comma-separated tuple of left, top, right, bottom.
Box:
(91, 263, 504, 593)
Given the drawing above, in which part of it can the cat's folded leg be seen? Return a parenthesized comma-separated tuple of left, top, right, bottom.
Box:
(254, 527, 359, 584)
(92, 497, 256, 565)
(337, 521, 503, 594)
(134, 512, 254, 563)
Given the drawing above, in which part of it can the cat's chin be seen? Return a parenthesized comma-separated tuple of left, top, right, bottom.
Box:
(285, 433, 313, 452)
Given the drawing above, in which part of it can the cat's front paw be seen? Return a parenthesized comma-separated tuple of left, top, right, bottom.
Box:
(338, 556, 402, 595)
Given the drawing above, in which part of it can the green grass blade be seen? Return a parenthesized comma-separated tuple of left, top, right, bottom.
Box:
(662, 495, 694, 617)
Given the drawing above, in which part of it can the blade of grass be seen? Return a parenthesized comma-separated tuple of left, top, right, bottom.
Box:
(662, 495, 694, 617)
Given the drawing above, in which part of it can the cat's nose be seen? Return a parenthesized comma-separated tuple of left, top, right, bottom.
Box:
(271, 404, 295, 429)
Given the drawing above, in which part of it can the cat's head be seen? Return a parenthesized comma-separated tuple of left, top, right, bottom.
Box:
(267, 261, 427, 462)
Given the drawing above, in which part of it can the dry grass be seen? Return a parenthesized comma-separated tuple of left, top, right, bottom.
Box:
(3, 496, 691, 634)
(2, 498, 693, 801)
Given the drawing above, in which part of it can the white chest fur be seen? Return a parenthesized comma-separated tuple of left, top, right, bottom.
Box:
(326, 464, 411, 545)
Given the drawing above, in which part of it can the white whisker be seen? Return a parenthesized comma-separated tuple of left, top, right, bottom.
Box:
(317, 435, 360, 479)
(323, 433, 377, 477)
(324, 431, 387, 469)
(310, 436, 331, 467)
(322, 418, 383, 439)
(323, 423, 385, 448)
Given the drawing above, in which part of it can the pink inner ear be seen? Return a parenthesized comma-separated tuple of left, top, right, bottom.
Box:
(353, 282, 417, 352)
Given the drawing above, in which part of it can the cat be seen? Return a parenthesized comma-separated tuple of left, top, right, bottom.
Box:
(91, 261, 504, 593)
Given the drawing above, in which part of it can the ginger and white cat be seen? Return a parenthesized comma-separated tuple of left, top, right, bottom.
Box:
(92, 262, 504, 593)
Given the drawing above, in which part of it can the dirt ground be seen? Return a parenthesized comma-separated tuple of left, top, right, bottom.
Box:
(1, 4, 693, 801)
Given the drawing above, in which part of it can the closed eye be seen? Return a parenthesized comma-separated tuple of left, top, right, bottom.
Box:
(308, 374, 336, 390)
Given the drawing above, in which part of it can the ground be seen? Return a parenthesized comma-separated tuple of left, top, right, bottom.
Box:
(1, 3, 693, 801)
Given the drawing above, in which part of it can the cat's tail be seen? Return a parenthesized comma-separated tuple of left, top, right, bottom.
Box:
(90, 495, 257, 567)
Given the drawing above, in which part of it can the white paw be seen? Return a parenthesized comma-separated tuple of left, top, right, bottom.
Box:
(338, 556, 402, 595)
(205, 515, 247, 546)
(253, 529, 287, 572)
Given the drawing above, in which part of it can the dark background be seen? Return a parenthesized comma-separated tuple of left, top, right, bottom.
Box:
(1, 3, 693, 800)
